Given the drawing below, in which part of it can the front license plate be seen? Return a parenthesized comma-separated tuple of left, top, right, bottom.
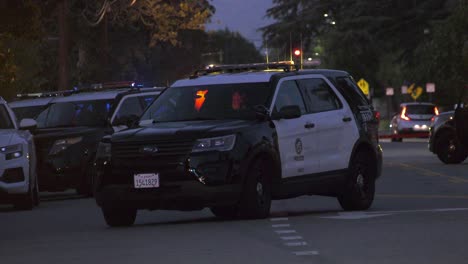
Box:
(134, 173, 160, 189)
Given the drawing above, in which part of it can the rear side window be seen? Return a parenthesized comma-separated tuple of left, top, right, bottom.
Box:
(335, 77, 370, 107)
(0, 105, 14, 129)
(297, 78, 342, 113)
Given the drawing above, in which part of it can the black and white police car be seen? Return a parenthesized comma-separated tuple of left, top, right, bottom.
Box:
(33, 83, 164, 195)
(0, 97, 39, 209)
(94, 63, 383, 227)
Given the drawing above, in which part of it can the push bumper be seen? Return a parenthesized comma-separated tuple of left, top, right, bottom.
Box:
(95, 181, 242, 211)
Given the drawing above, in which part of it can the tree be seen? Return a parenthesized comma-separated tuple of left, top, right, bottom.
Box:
(203, 29, 264, 65)
(408, 4, 468, 106)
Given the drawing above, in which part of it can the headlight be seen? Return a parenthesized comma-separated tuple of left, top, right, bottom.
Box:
(49, 137, 83, 156)
(192, 134, 236, 153)
(0, 144, 23, 160)
(96, 142, 111, 159)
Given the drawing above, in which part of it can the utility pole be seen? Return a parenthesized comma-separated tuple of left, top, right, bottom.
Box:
(57, 0, 69, 91)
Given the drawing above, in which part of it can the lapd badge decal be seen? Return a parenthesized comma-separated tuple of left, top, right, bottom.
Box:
(295, 138, 303, 155)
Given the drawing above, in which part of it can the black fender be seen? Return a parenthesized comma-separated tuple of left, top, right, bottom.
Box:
(348, 137, 382, 180)
(238, 139, 281, 192)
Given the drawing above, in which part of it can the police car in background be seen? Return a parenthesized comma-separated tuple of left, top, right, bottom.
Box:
(0, 97, 39, 209)
(33, 83, 164, 195)
(94, 64, 383, 227)
(8, 90, 74, 120)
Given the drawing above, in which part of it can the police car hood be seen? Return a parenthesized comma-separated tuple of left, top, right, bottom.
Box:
(112, 120, 258, 142)
(0, 130, 22, 146)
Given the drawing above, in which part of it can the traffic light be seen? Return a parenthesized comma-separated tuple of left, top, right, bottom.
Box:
(294, 49, 301, 57)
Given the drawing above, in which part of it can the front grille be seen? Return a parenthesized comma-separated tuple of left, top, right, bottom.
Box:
(110, 139, 195, 184)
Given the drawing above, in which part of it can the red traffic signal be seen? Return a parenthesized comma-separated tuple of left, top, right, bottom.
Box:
(294, 49, 301, 57)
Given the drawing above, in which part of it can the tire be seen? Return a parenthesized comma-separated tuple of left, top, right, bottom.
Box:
(238, 156, 272, 219)
(436, 130, 467, 164)
(210, 206, 238, 219)
(391, 128, 403, 142)
(76, 162, 95, 197)
(102, 206, 137, 227)
(338, 150, 376, 211)
(14, 180, 36, 210)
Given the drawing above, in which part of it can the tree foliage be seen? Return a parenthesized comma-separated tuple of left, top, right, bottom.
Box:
(79, 0, 214, 46)
(262, 0, 462, 102)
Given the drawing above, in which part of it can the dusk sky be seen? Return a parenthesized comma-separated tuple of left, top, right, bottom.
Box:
(206, 0, 274, 48)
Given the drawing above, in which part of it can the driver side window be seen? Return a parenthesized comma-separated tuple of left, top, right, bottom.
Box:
(273, 80, 307, 114)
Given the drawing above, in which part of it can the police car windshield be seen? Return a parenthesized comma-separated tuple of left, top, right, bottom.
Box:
(141, 83, 272, 122)
(36, 100, 113, 128)
(12, 105, 47, 120)
(0, 105, 14, 129)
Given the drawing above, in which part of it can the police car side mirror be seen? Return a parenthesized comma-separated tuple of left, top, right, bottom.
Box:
(19, 118, 37, 131)
(274, 105, 302, 120)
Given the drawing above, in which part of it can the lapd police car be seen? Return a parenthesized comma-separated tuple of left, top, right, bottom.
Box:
(94, 63, 383, 227)
(33, 84, 163, 195)
(0, 97, 39, 209)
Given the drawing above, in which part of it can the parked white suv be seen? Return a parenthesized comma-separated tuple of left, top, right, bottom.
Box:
(0, 97, 39, 209)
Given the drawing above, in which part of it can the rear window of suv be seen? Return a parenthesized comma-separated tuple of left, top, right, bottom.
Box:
(405, 105, 436, 115)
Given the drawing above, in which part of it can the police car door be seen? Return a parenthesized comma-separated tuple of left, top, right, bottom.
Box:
(271, 78, 319, 178)
(297, 76, 359, 172)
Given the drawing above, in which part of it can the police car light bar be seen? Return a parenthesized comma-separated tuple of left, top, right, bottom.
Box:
(190, 61, 298, 79)
(16, 90, 75, 99)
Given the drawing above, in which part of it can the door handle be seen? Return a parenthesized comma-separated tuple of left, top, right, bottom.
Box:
(342, 117, 352, 122)
(304, 123, 315, 129)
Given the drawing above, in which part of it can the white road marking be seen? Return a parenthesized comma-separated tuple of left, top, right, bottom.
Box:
(320, 212, 392, 220)
(293, 251, 319, 256)
(285, 241, 308, 247)
(270, 217, 289, 221)
(280, 236, 303, 240)
(319, 208, 468, 220)
(272, 224, 291, 228)
(275, 230, 297, 234)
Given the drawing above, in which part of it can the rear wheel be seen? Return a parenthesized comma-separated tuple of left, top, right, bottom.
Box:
(238, 156, 272, 219)
(436, 130, 467, 164)
(102, 206, 137, 227)
(338, 150, 376, 211)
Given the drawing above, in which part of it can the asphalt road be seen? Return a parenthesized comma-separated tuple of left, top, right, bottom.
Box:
(1, 140, 467, 264)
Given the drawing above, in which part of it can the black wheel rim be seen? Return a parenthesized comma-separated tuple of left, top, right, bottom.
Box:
(354, 160, 370, 200)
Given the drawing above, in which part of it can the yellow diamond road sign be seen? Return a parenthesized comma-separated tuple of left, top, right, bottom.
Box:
(357, 78, 369, 96)
(407, 83, 423, 100)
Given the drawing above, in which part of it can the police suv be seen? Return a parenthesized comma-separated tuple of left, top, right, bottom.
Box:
(94, 64, 383, 227)
(0, 97, 39, 209)
(33, 83, 163, 195)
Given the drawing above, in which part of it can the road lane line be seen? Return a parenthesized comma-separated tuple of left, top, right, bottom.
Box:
(293, 251, 319, 256)
(272, 224, 291, 228)
(396, 162, 468, 183)
(275, 230, 297, 234)
(280, 236, 303, 240)
(285, 241, 308, 246)
(378, 194, 468, 199)
(270, 217, 289, 221)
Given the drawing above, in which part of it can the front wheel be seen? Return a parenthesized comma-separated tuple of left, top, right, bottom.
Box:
(102, 207, 137, 227)
(436, 130, 467, 164)
(238, 156, 272, 219)
(338, 151, 376, 211)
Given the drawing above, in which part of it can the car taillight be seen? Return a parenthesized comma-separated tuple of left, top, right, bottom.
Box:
(434, 107, 439, 116)
(374, 111, 381, 122)
(401, 106, 410, 121)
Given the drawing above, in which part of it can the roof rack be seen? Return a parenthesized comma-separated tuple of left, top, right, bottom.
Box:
(16, 90, 75, 99)
(15, 81, 162, 100)
(190, 61, 299, 79)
